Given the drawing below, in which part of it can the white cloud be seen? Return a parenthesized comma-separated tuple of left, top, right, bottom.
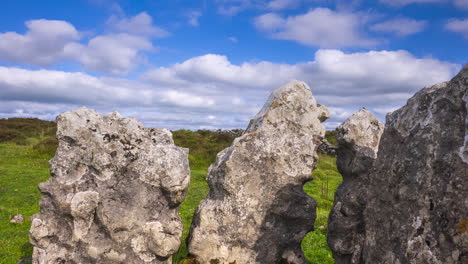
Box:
(162, 90, 215, 108)
(142, 49, 459, 128)
(141, 54, 302, 89)
(0, 19, 80, 65)
(446, 18, 468, 39)
(65, 34, 154, 75)
(454, 0, 468, 10)
(0, 67, 148, 105)
(0, 66, 227, 129)
(107, 12, 169, 37)
(371, 18, 427, 36)
(267, 0, 301, 10)
(0, 50, 460, 130)
(254, 8, 377, 48)
(255, 13, 284, 31)
(228, 36, 238, 43)
(216, 0, 254, 15)
(380, 0, 468, 10)
(0, 14, 166, 75)
(186, 10, 203, 26)
(379, 0, 447, 6)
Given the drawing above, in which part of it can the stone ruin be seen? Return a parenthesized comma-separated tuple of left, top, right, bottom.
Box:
(29, 107, 190, 263)
(187, 80, 329, 263)
(30, 65, 467, 264)
(328, 65, 468, 263)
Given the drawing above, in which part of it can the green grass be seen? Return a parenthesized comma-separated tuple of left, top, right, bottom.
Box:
(171, 154, 342, 264)
(302, 154, 342, 264)
(0, 143, 52, 264)
(0, 118, 341, 263)
(172, 169, 209, 263)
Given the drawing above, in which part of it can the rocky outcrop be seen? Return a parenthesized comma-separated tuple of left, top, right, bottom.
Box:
(334, 109, 383, 179)
(327, 109, 383, 263)
(329, 65, 468, 264)
(29, 107, 190, 264)
(188, 80, 328, 264)
(318, 138, 337, 156)
(362, 66, 468, 264)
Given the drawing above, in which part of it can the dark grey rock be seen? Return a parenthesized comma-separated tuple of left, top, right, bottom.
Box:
(17, 257, 32, 264)
(328, 109, 383, 264)
(362, 66, 468, 264)
(318, 138, 337, 156)
(329, 65, 468, 264)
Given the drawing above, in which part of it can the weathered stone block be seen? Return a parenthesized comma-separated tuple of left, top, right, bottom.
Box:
(30, 107, 190, 264)
(188, 80, 328, 264)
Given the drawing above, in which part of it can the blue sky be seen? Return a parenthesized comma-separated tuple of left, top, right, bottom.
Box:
(0, 0, 467, 129)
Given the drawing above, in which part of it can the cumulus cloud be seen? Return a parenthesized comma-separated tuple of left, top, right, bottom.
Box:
(0, 66, 230, 129)
(0, 50, 460, 129)
(65, 34, 154, 75)
(141, 49, 458, 128)
(371, 18, 427, 36)
(0, 14, 165, 75)
(107, 12, 169, 37)
(380, 0, 468, 10)
(0, 67, 149, 105)
(379, 0, 447, 6)
(254, 8, 377, 48)
(186, 10, 203, 26)
(454, 0, 468, 10)
(267, 0, 302, 10)
(216, 0, 257, 15)
(446, 18, 468, 38)
(0, 19, 80, 65)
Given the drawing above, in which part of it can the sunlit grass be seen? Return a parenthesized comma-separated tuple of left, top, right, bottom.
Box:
(0, 141, 341, 264)
(0, 143, 51, 264)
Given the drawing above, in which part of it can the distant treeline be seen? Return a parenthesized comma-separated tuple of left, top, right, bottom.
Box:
(0, 118, 337, 168)
(0, 118, 56, 144)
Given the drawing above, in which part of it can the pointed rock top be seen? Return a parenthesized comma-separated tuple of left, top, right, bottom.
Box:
(245, 80, 328, 134)
(337, 109, 383, 155)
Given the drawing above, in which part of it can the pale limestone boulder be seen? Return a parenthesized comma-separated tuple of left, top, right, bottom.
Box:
(188, 80, 328, 264)
(29, 107, 190, 264)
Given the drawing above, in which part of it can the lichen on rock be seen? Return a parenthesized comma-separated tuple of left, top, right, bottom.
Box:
(362, 65, 468, 264)
(29, 107, 190, 264)
(188, 80, 328, 264)
(327, 109, 383, 264)
(329, 65, 468, 264)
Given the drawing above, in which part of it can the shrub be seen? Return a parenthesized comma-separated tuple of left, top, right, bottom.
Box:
(0, 128, 25, 143)
(0, 118, 56, 140)
(32, 137, 58, 158)
(172, 129, 237, 170)
(325, 130, 337, 146)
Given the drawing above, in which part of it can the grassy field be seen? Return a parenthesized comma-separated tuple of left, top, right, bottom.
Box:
(0, 143, 51, 264)
(0, 119, 341, 264)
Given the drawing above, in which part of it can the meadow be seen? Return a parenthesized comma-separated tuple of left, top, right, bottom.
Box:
(0, 118, 341, 264)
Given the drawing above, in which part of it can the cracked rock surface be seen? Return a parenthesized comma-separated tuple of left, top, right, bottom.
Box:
(362, 65, 468, 264)
(188, 80, 328, 264)
(329, 65, 468, 263)
(328, 109, 383, 264)
(29, 107, 190, 264)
